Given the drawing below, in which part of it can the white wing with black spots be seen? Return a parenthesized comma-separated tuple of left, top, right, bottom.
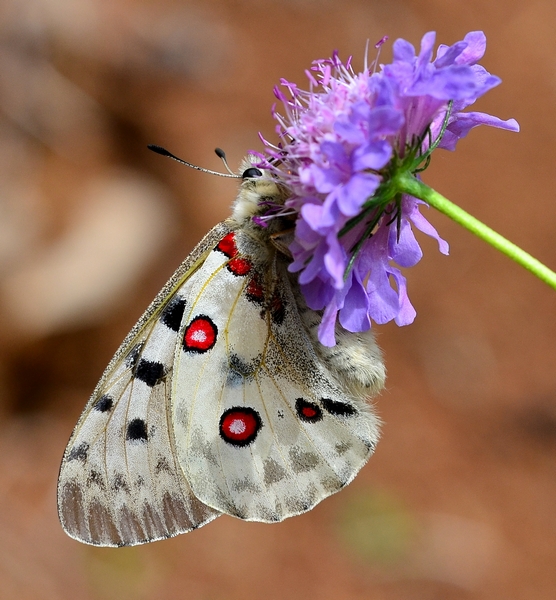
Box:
(57, 224, 230, 546)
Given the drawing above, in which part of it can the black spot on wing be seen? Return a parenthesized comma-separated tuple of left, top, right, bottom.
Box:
(126, 418, 148, 442)
(94, 394, 114, 412)
(134, 359, 165, 387)
(160, 296, 186, 332)
(321, 397, 357, 417)
(335, 441, 352, 455)
(68, 442, 89, 462)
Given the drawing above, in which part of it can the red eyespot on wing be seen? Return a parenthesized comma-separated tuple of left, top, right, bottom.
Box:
(216, 232, 238, 258)
(227, 257, 252, 276)
(183, 316, 218, 353)
(219, 407, 262, 446)
(246, 275, 265, 304)
(295, 398, 323, 423)
(217, 232, 251, 275)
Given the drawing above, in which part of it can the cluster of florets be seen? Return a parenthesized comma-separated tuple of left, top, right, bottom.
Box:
(260, 31, 518, 345)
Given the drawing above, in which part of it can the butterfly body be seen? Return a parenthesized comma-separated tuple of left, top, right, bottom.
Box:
(58, 158, 385, 546)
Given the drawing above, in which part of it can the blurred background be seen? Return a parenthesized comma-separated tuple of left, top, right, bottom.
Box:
(1, 0, 555, 598)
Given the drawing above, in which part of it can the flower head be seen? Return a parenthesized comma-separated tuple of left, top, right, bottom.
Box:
(260, 31, 519, 346)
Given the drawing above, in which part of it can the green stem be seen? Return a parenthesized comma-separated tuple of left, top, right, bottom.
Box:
(397, 173, 556, 290)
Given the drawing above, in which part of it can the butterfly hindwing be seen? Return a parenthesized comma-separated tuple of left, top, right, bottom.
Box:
(57, 224, 231, 546)
(171, 228, 380, 522)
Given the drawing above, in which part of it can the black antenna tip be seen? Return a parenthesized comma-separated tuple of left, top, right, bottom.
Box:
(148, 144, 171, 157)
(214, 147, 226, 159)
(146, 144, 240, 178)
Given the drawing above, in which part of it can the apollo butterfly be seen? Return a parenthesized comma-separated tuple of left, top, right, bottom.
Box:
(57, 153, 386, 546)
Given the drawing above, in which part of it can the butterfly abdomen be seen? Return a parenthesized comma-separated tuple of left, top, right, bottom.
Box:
(294, 291, 387, 401)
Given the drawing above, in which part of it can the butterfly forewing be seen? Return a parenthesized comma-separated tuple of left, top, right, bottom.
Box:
(57, 224, 231, 546)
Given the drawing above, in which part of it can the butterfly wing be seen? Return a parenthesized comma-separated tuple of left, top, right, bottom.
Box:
(59, 220, 381, 544)
(57, 223, 231, 546)
(171, 228, 381, 522)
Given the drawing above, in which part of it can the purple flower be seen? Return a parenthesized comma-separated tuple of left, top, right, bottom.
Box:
(260, 31, 519, 346)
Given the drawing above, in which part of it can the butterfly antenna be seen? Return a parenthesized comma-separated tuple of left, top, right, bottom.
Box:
(147, 144, 240, 178)
(214, 148, 237, 176)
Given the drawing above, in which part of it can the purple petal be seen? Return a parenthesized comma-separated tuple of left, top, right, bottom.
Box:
(415, 32, 437, 74)
(440, 111, 520, 150)
(300, 277, 334, 310)
(339, 275, 371, 332)
(318, 301, 340, 346)
(388, 216, 423, 267)
(294, 216, 322, 246)
(337, 173, 381, 216)
(411, 65, 481, 100)
(352, 140, 392, 171)
(301, 201, 337, 231)
(433, 41, 468, 69)
(324, 233, 347, 288)
(300, 162, 340, 194)
(321, 140, 350, 168)
(455, 31, 487, 65)
(367, 106, 405, 136)
(405, 197, 450, 255)
(298, 241, 327, 285)
(392, 38, 416, 63)
(367, 265, 400, 324)
(387, 267, 417, 325)
(334, 120, 365, 145)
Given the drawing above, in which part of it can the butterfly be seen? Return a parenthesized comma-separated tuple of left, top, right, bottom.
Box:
(57, 151, 386, 546)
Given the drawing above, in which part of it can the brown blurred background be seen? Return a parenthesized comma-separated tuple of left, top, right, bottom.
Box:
(0, 0, 555, 598)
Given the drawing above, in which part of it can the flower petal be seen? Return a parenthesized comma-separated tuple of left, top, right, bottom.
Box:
(441, 111, 520, 150)
(339, 275, 371, 332)
(405, 197, 450, 255)
(388, 216, 423, 267)
(337, 173, 381, 216)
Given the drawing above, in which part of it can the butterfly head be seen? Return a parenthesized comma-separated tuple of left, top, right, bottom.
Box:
(231, 156, 292, 232)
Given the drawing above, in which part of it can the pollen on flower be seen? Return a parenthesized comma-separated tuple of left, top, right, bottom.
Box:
(258, 30, 519, 346)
